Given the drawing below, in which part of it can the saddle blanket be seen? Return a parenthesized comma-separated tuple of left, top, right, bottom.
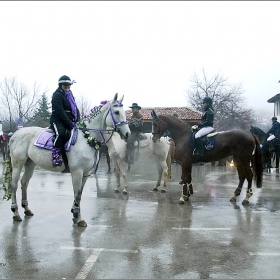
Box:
(189, 131, 218, 151)
(34, 129, 75, 151)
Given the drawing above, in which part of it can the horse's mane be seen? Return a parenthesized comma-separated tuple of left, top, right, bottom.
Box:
(159, 115, 191, 133)
(251, 126, 266, 136)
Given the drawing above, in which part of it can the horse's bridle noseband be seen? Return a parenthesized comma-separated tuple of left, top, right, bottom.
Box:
(151, 118, 165, 140)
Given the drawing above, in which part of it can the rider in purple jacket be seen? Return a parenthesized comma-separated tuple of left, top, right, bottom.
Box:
(50, 75, 80, 172)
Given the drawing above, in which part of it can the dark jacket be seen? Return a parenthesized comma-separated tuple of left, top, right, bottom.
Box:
(128, 111, 143, 133)
(197, 107, 214, 128)
(267, 121, 280, 137)
(50, 88, 80, 130)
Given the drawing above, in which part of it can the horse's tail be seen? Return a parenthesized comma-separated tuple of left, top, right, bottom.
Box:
(166, 146, 172, 181)
(251, 133, 263, 188)
(2, 148, 12, 200)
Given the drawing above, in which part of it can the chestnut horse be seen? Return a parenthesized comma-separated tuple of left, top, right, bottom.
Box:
(151, 110, 263, 205)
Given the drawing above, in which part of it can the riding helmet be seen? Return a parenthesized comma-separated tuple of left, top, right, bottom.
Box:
(58, 75, 72, 86)
(202, 96, 213, 105)
(272, 116, 277, 121)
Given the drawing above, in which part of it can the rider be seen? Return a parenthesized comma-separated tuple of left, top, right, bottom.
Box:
(49, 75, 80, 172)
(267, 116, 280, 152)
(126, 103, 143, 164)
(192, 96, 215, 159)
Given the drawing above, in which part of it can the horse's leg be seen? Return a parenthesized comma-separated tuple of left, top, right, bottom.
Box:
(178, 163, 193, 204)
(106, 152, 111, 173)
(11, 164, 26, 221)
(241, 162, 254, 205)
(229, 160, 247, 203)
(113, 159, 122, 193)
(71, 170, 88, 227)
(21, 159, 36, 216)
(153, 159, 163, 192)
(119, 160, 129, 194)
(275, 149, 280, 168)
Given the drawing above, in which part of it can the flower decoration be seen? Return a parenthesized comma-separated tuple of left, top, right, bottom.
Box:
(2, 144, 12, 201)
(83, 129, 100, 149)
(77, 100, 109, 149)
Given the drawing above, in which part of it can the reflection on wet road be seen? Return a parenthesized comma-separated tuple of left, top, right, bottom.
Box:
(0, 157, 280, 279)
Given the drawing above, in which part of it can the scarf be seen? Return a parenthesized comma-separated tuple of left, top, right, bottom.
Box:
(64, 90, 78, 121)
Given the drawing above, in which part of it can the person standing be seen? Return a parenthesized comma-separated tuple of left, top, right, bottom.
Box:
(49, 75, 80, 172)
(126, 103, 143, 164)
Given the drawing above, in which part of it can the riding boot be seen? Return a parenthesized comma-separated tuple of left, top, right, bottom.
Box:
(193, 138, 204, 162)
(61, 149, 70, 173)
(193, 138, 204, 156)
(268, 141, 275, 152)
(52, 148, 63, 167)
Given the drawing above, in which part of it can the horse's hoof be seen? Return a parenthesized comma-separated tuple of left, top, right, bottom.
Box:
(179, 180, 184, 185)
(77, 220, 87, 227)
(242, 200, 249, 205)
(178, 200, 185, 204)
(13, 215, 22, 221)
(123, 191, 128, 195)
(153, 188, 158, 191)
(229, 197, 236, 203)
(161, 190, 166, 193)
(24, 210, 34, 216)
(184, 196, 189, 202)
(114, 190, 120, 193)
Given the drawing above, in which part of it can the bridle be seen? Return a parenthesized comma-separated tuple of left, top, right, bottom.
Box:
(81, 100, 128, 145)
(151, 117, 166, 140)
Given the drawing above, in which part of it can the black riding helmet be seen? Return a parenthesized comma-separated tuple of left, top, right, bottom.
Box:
(202, 96, 213, 105)
(58, 75, 72, 87)
(272, 116, 277, 121)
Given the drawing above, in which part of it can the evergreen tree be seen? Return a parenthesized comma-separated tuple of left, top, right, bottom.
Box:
(31, 93, 51, 127)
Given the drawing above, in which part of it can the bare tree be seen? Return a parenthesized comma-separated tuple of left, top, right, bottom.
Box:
(75, 94, 93, 119)
(186, 69, 255, 131)
(0, 76, 48, 130)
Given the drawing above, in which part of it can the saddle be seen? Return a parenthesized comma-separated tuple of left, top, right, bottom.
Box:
(34, 127, 78, 151)
(271, 137, 280, 146)
(190, 130, 218, 151)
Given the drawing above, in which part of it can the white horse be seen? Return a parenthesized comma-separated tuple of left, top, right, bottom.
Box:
(104, 132, 172, 194)
(5, 93, 130, 227)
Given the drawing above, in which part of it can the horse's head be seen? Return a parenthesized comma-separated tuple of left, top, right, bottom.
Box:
(104, 93, 131, 140)
(151, 110, 168, 143)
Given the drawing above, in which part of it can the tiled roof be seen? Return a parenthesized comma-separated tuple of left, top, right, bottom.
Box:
(126, 107, 202, 121)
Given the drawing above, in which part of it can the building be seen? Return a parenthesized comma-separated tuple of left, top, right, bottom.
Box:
(267, 94, 280, 118)
(126, 107, 202, 133)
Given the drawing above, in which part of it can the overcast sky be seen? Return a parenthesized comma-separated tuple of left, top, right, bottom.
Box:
(1, 1, 279, 114)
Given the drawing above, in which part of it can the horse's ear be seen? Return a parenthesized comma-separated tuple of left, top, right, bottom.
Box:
(113, 93, 118, 102)
(151, 109, 158, 120)
(119, 95, 124, 104)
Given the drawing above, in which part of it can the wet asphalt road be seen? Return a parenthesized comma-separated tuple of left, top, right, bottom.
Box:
(0, 156, 280, 279)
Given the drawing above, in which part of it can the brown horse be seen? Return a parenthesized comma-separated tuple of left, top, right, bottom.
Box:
(151, 110, 263, 205)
